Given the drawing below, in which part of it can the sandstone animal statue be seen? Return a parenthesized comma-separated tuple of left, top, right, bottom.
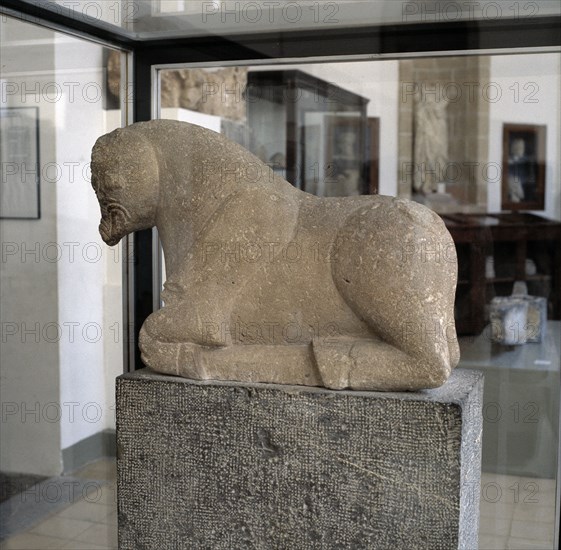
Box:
(91, 120, 460, 391)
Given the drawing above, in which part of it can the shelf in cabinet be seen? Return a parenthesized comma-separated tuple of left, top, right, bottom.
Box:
(457, 274, 551, 286)
(486, 275, 551, 284)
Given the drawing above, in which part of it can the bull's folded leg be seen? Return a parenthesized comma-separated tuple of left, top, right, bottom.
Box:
(197, 344, 322, 386)
(140, 326, 322, 386)
(312, 337, 452, 391)
(141, 326, 449, 391)
(139, 326, 207, 379)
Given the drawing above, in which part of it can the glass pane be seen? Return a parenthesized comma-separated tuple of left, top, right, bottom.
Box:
(0, 15, 125, 547)
(157, 53, 560, 548)
(244, 70, 367, 193)
(16, 0, 561, 39)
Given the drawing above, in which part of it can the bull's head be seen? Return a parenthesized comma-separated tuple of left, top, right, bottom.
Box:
(91, 127, 160, 246)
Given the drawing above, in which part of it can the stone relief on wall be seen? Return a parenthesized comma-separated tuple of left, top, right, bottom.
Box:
(106, 50, 247, 122)
(413, 87, 449, 195)
(160, 67, 248, 122)
(398, 57, 491, 210)
(91, 120, 459, 391)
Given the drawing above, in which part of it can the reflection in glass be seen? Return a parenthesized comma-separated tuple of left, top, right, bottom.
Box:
(158, 53, 560, 548)
(28, 0, 561, 40)
(0, 14, 125, 547)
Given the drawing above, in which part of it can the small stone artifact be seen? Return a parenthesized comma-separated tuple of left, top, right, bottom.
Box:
(91, 120, 459, 391)
(490, 282, 547, 345)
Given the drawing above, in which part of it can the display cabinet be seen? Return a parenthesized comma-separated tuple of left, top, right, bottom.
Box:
(246, 70, 370, 195)
(444, 212, 561, 335)
(2, 2, 561, 547)
(4, 0, 558, 371)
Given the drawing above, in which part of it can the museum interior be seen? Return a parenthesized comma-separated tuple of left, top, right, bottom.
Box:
(0, 1, 560, 549)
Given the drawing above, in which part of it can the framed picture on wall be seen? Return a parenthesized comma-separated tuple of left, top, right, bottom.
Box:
(501, 123, 546, 211)
(0, 107, 40, 219)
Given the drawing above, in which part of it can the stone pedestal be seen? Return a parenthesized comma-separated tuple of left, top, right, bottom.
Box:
(116, 368, 483, 550)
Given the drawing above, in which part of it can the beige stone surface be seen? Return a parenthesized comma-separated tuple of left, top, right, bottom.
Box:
(106, 49, 247, 121)
(91, 120, 460, 391)
(160, 67, 247, 121)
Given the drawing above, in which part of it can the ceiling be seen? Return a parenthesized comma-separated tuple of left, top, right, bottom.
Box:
(14, 0, 561, 41)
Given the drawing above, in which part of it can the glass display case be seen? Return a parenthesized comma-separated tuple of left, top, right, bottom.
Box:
(1, 1, 560, 548)
(246, 70, 370, 195)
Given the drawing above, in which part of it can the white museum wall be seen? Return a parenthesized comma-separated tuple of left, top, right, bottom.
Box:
(487, 53, 561, 220)
(0, 22, 62, 475)
(0, 19, 122, 476)
(161, 107, 222, 132)
(54, 35, 122, 451)
(0, 88, 63, 476)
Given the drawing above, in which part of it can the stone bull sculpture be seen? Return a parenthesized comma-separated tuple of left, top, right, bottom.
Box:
(91, 120, 459, 391)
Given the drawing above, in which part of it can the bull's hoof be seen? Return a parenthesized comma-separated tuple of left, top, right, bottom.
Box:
(312, 338, 355, 390)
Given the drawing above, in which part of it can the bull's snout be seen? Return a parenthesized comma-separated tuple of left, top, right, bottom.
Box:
(99, 203, 129, 246)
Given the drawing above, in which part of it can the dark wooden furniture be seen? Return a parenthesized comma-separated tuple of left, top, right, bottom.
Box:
(443, 213, 561, 335)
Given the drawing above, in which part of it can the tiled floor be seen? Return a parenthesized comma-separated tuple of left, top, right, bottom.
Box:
(0, 461, 557, 549)
(479, 472, 556, 550)
(1, 458, 117, 550)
